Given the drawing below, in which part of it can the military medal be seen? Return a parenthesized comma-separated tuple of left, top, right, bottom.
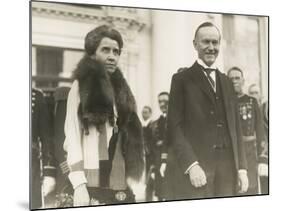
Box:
(246, 102, 252, 119)
(242, 105, 247, 120)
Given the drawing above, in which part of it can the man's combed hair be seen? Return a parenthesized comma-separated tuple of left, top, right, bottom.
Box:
(227, 66, 244, 77)
(158, 92, 169, 98)
(84, 25, 124, 56)
(194, 22, 221, 40)
(143, 106, 152, 113)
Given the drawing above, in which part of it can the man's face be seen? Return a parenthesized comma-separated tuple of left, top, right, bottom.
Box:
(249, 85, 261, 102)
(193, 26, 220, 67)
(228, 70, 244, 94)
(142, 108, 151, 121)
(91, 37, 120, 73)
(158, 94, 169, 114)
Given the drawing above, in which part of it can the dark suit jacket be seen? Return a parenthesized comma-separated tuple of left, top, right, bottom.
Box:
(165, 62, 247, 198)
(146, 115, 168, 169)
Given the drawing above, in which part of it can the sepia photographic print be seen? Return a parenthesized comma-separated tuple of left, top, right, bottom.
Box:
(30, 0, 269, 210)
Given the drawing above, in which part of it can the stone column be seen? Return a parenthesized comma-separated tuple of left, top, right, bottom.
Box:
(258, 17, 268, 102)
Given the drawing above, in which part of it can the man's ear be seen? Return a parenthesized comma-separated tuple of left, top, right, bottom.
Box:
(193, 39, 197, 50)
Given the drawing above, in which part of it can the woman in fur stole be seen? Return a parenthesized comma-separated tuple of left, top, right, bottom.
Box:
(63, 25, 145, 206)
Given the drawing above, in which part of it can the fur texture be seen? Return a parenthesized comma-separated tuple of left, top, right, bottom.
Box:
(73, 55, 145, 181)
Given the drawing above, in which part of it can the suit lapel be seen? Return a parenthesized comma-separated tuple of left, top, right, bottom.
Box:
(217, 71, 234, 137)
(190, 62, 215, 105)
(217, 71, 230, 110)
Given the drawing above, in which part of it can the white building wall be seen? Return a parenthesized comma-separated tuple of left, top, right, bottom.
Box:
(62, 50, 84, 76)
(259, 17, 268, 102)
(32, 47, 36, 76)
(133, 10, 153, 115)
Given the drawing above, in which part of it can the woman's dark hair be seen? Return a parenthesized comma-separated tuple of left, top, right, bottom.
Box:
(84, 25, 123, 56)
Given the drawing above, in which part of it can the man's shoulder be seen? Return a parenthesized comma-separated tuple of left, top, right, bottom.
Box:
(177, 62, 197, 73)
(174, 65, 195, 78)
(217, 70, 234, 87)
(32, 88, 45, 101)
(216, 70, 228, 79)
(150, 118, 159, 126)
(241, 94, 257, 102)
(149, 117, 161, 128)
(32, 87, 44, 95)
(54, 86, 71, 102)
(238, 95, 259, 109)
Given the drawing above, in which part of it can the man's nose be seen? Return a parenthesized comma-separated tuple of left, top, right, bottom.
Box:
(208, 42, 215, 50)
(108, 51, 117, 61)
(232, 78, 239, 83)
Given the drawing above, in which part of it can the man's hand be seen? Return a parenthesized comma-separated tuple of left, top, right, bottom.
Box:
(127, 177, 146, 202)
(42, 176, 56, 196)
(160, 163, 167, 177)
(238, 170, 249, 193)
(73, 183, 90, 206)
(258, 163, 268, 177)
(188, 164, 207, 188)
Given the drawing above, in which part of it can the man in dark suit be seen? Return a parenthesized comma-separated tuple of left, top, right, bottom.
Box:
(165, 22, 248, 200)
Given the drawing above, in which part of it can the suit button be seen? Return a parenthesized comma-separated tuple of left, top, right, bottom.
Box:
(217, 123, 223, 128)
(216, 96, 219, 100)
(210, 111, 214, 115)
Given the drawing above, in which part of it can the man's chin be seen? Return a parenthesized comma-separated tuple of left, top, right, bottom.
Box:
(203, 59, 215, 67)
(106, 67, 116, 73)
(233, 86, 242, 94)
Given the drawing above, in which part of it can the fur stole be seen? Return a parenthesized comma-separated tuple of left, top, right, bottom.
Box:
(73, 55, 144, 181)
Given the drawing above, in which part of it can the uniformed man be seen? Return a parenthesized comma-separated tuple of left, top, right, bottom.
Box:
(146, 92, 169, 201)
(227, 67, 268, 195)
(31, 88, 56, 209)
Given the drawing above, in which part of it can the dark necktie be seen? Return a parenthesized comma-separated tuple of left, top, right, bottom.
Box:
(203, 68, 216, 90)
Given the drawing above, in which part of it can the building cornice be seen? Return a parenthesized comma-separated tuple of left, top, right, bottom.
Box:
(32, 2, 146, 31)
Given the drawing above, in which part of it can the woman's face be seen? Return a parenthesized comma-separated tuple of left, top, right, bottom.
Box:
(91, 37, 120, 73)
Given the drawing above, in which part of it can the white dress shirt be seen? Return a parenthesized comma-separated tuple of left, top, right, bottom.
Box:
(197, 59, 217, 92)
